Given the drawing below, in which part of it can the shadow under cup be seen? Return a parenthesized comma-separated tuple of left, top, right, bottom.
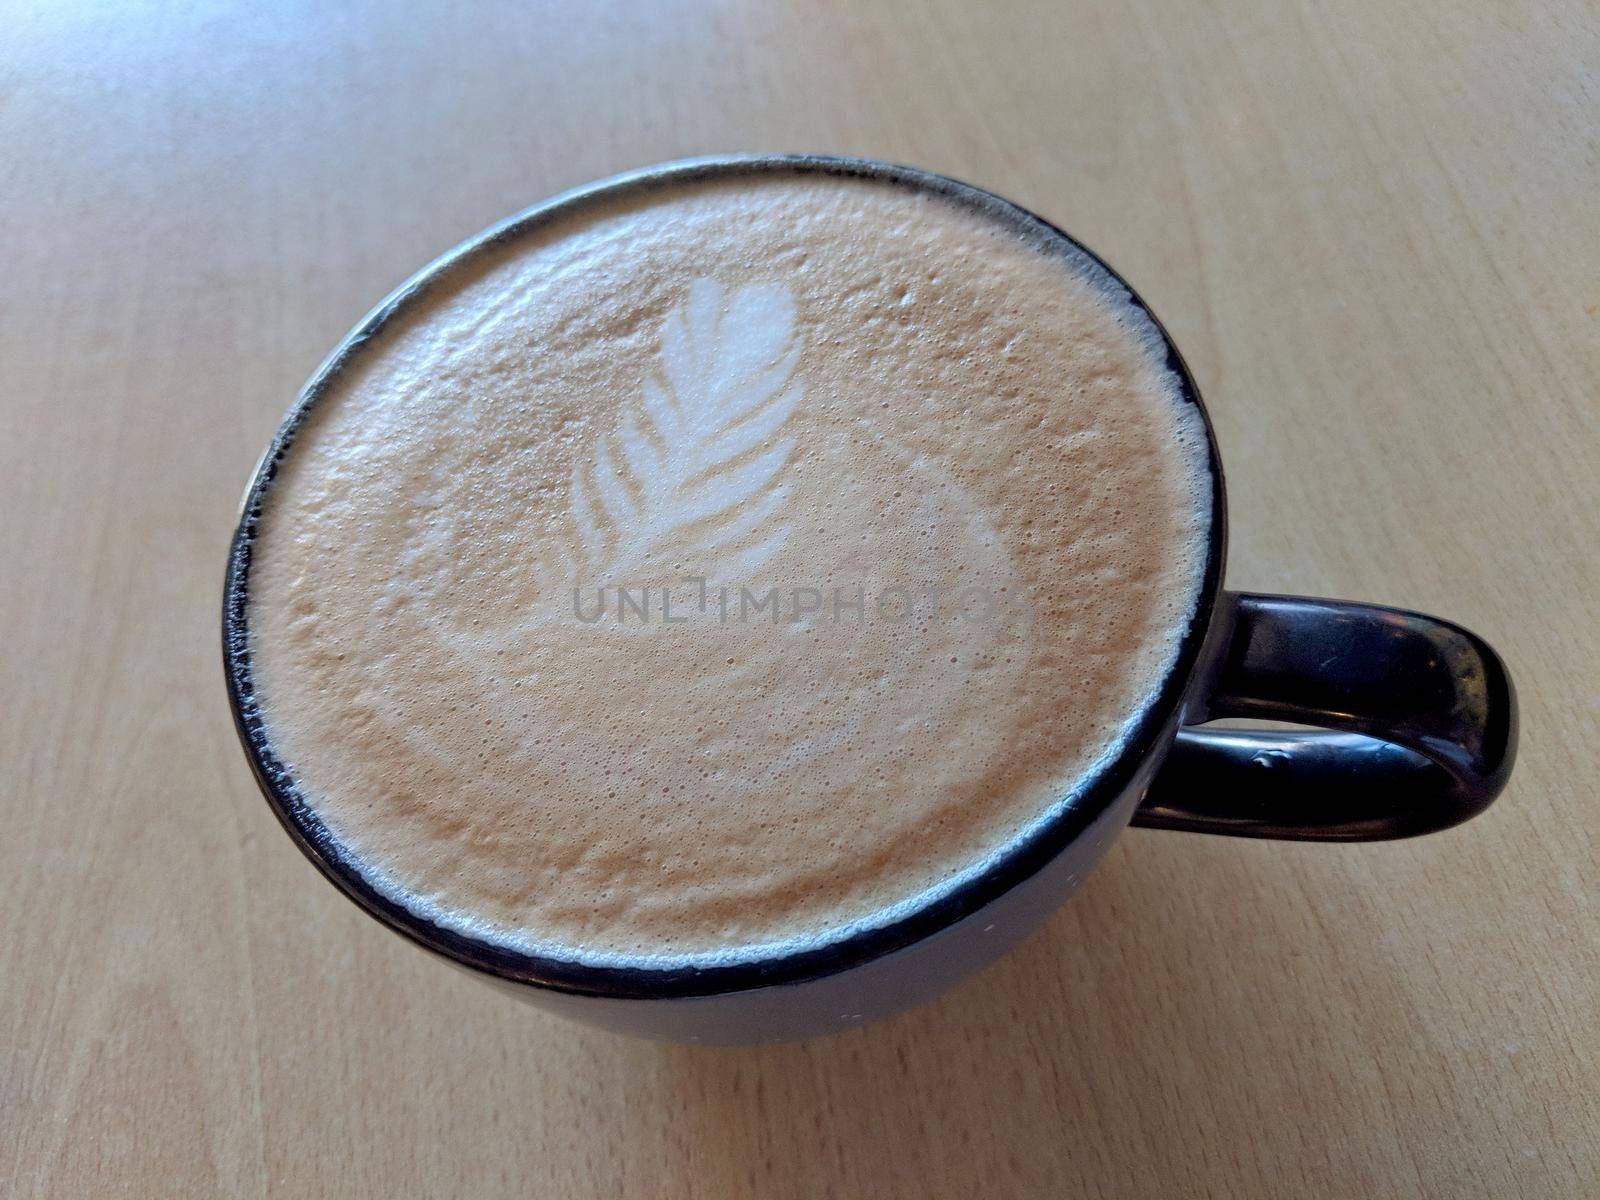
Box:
(222, 154, 1517, 1044)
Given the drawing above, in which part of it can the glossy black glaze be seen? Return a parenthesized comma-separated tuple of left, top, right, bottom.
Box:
(1133, 593, 1517, 840)
(221, 154, 1516, 1043)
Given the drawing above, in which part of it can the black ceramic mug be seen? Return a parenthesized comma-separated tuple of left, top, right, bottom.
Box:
(223, 156, 1517, 1043)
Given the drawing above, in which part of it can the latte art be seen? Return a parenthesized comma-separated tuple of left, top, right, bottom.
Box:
(569, 277, 803, 586)
(245, 170, 1212, 963)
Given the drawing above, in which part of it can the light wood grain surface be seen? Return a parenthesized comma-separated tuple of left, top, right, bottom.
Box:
(3, 2, 1596, 1196)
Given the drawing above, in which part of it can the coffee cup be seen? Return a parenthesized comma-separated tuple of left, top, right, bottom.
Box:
(223, 156, 1516, 1043)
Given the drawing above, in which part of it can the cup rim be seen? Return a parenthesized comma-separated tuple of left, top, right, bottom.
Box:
(221, 153, 1229, 1000)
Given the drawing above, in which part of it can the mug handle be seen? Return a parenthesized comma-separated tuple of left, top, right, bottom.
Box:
(1132, 593, 1517, 840)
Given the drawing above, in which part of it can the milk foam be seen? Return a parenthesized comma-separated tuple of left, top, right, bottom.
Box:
(245, 171, 1213, 964)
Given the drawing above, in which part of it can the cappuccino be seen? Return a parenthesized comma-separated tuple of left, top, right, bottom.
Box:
(245, 169, 1212, 965)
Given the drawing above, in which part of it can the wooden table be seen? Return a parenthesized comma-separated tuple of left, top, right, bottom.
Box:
(4, 3, 1595, 1195)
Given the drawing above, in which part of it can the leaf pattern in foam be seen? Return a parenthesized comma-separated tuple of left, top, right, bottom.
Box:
(571, 277, 802, 581)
